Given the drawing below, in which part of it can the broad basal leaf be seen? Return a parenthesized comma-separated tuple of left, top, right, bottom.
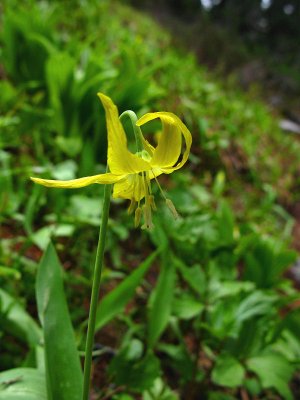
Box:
(36, 242, 83, 400)
(0, 368, 46, 400)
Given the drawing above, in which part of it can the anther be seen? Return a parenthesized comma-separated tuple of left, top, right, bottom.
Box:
(142, 204, 154, 230)
(149, 195, 157, 211)
(128, 198, 136, 214)
(134, 207, 142, 227)
(166, 198, 180, 219)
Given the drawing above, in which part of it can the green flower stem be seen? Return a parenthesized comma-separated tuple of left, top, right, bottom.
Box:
(82, 182, 112, 400)
(119, 110, 144, 152)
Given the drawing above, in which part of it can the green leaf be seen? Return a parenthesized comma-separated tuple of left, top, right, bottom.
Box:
(273, 330, 300, 364)
(0, 368, 46, 400)
(55, 136, 82, 157)
(50, 160, 77, 181)
(243, 238, 297, 288)
(0, 288, 41, 347)
(212, 170, 226, 197)
(212, 354, 245, 388)
(208, 290, 276, 340)
(148, 250, 176, 348)
(158, 343, 194, 382)
(244, 377, 261, 396)
(69, 195, 103, 226)
(209, 280, 255, 302)
(172, 293, 204, 320)
(175, 259, 206, 295)
(217, 201, 235, 245)
(46, 52, 76, 134)
(0, 266, 21, 280)
(113, 395, 135, 400)
(247, 351, 294, 400)
(143, 378, 179, 400)
(95, 249, 160, 331)
(31, 224, 75, 250)
(208, 392, 236, 400)
(109, 345, 161, 392)
(36, 242, 83, 400)
(235, 291, 276, 324)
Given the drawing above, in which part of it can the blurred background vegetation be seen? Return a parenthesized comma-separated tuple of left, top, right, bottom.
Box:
(0, 0, 300, 399)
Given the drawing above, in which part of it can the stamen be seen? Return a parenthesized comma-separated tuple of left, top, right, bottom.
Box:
(142, 204, 154, 230)
(142, 171, 151, 204)
(151, 171, 167, 200)
(128, 198, 136, 214)
(151, 170, 179, 219)
(149, 195, 157, 211)
(134, 207, 142, 227)
(146, 172, 152, 194)
(166, 198, 180, 220)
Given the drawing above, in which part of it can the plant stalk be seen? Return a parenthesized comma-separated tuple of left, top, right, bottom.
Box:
(82, 183, 112, 400)
(119, 110, 144, 152)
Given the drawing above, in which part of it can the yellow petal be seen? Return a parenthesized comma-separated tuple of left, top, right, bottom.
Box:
(30, 173, 125, 188)
(112, 174, 146, 201)
(142, 137, 155, 156)
(137, 112, 192, 172)
(98, 93, 150, 174)
(148, 168, 164, 180)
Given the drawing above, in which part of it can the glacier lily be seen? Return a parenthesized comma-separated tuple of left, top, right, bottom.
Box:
(30, 93, 192, 400)
(31, 93, 192, 228)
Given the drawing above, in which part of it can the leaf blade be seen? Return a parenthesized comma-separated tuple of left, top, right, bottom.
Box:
(95, 249, 160, 331)
(147, 250, 176, 348)
(0, 368, 46, 400)
(36, 242, 83, 400)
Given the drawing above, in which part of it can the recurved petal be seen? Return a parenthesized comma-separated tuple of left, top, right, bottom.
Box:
(98, 93, 150, 174)
(137, 112, 192, 171)
(142, 137, 155, 156)
(30, 173, 126, 188)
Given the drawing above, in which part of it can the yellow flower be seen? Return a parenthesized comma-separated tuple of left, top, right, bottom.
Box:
(31, 93, 192, 228)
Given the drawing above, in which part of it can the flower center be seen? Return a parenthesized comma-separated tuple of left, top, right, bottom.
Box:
(136, 150, 151, 162)
(128, 170, 179, 230)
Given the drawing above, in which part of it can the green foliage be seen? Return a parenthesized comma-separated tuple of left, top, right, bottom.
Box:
(2, 3, 55, 85)
(109, 341, 161, 391)
(95, 249, 160, 330)
(0, 289, 41, 347)
(243, 236, 297, 288)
